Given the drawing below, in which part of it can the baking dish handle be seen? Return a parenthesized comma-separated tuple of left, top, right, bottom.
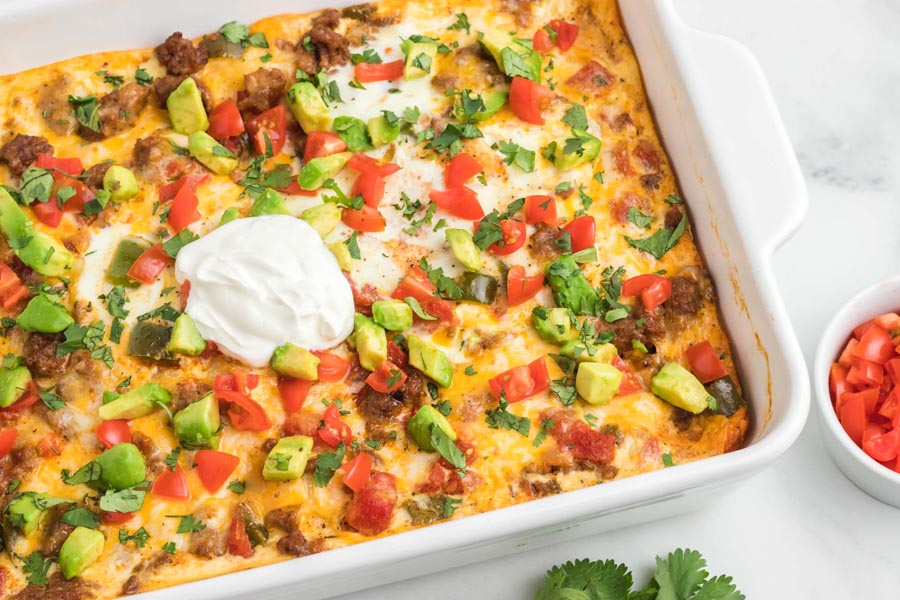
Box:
(681, 30, 808, 252)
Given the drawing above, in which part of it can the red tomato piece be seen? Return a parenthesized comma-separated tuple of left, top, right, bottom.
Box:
(31, 200, 63, 228)
(853, 324, 896, 364)
(345, 471, 398, 535)
(313, 351, 350, 382)
(35, 154, 83, 179)
(486, 219, 527, 256)
(342, 453, 373, 493)
(318, 404, 352, 448)
(532, 27, 554, 53)
(52, 176, 95, 213)
(352, 171, 386, 208)
(838, 338, 858, 368)
(423, 299, 456, 324)
(847, 358, 883, 388)
(0, 429, 16, 460)
(613, 355, 644, 396)
(304, 131, 348, 162)
(0, 264, 29, 310)
(159, 173, 210, 204)
(151, 465, 190, 500)
(354, 60, 404, 83)
(563, 215, 596, 253)
(246, 104, 287, 155)
(509, 76, 554, 125)
(878, 387, 900, 421)
(444, 153, 483, 188)
(548, 20, 579, 52)
(853, 320, 875, 340)
(100, 511, 134, 525)
(840, 391, 877, 441)
(874, 312, 900, 331)
(194, 450, 240, 494)
(863, 427, 900, 462)
(126, 243, 172, 285)
(489, 358, 548, 403)
(506, 265, 544, 307)
(38, 434, 61, 458)
(429, 186, 484, 220)
(545, 408, 616, 464)
(528, 357, 550, 394)
(347, 153, 401, 177)
(685, 341, 728, 384)
(391, 266, 437, 303)
(0, 383, 39, 414)
(277, 377, 313, 414)
(387, 340, 408, 369)
(96, 420, 131, 449)
(226, 515, 254, 558)
(168, 183, 201, 233)
(207, 98, 245, 140)
(524, 195, 557, 225)
(216, 390, 272, 431)
(621, 274, 673, 312)
(342, 205, 386, 232)
(886, 357, 900, 383)
(366, 360, 407, 394)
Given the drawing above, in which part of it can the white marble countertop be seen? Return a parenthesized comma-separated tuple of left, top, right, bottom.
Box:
(337, 0, 900, 598)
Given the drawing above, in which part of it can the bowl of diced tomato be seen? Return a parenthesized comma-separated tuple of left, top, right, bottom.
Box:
(815, 275, 900, 507)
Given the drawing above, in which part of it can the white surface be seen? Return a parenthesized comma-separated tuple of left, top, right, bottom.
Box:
(335, 0, 900, 598)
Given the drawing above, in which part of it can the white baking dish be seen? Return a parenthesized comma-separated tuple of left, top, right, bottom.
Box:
(0, 0, 810, 597)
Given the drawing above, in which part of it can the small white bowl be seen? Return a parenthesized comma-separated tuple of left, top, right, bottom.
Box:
(814, 274, 900, 508)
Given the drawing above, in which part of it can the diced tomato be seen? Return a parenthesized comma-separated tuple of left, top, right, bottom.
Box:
(841, 390, 878, 438)
(875, 312, 900, 331)
(96, 420, 131, 449)
(214, 372, 260, 395)
(423, 299, 456, 323)
(524, 195, 557, 225)
(151, 465, 190, 500)
(444, 153, 483, 188)
(563, 215, 596, 253)
(318, 404, 352, 448)
(194, 450, 240, 494)
(354, 60, 404, 83)
(853, 324, 897, 364)
(38, 434, 61, 458)
(342, 205, 386, 232)
(0, 263, 29, 310)
(216, 390, 272, 431)
(366, 360, 407, 394)
(0, 382, 39, 414)
(392, 266, 437, 303)
(207, 98, 245, 140)
(532, 27, 554, 53)
(621, 274, 672, 312)
(304, 131, 348, 162)
(35, 154, 83, 179)
(878, 387, 900, 421)
(312, 351, 350, 382)
(352, 171, 386, 208)
(31, 200, 63, 227)
(847, 358, 883, 388)
(126, 243, 172, 285)
(347, 153, 401, 177)
(528, 357, 550, 393)
(168, 183, 201, 232)
(345, 471, 397, 535)
(0, 429, 16, 460)
(274, 180, 318, 197)
(548, 20, 579, 52)
(838, 338, 858, 368)
(387, 341, 408, 369)
(100, 511, 134, 525)
(342, 453, 373, 493)
(246, 104, 287, 155)
(863, 427, 900, 462)
(277, 377, 313, 414)
(613, 355, 644, 396)
(486, 219, 526, 256)
(685, 341, 728, 384)
(429, 186, 484, 220)
(853, 320, 875, 340)
(52, 176, 95, 213)
(489, 357, 549, 403)
(545, 407, 616, 464)
(226, 515, 254, 558)
(159, 173, 210, 204)
(506, 266, 544, 307)
(509, 77, 553, 125)
(886, 357, 900, 383)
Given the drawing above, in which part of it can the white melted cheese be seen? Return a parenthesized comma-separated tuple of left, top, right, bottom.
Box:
(174, 215, 354, 366)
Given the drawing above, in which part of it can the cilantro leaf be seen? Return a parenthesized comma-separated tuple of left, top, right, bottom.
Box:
(68, 95, 100, 133)
(533, 418, 554, 447)
(418, 258, 463, 300)
(430, 425, 466, 472)
(60, 507, 101, 529)
(484, 399, 530, 436)
(447, 13, 471, 34)
(626, 207, 654, 229)
(314, 442, 345, 487)
(227, 480, 246, 494)
(171, 514, 206, 534)
(693, 575, 745, 600)
(562, 104, 589, 130)
(536, 558, 633, 600)
(404, 297, 438, 321)
(653, 548, 708, 600)
(20, 551, 53, 586)
(494, 141, 535, 173)
(624, 213, 686, 260)
(99, 483, 148, 513)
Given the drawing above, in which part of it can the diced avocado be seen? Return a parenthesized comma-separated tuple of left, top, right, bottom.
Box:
(445, 228, 482, 271)
(403, 42, 438, 79)
(127, 321, 177, 365)
(372, 300, 413, 331)
(459, 272, 498, 304)
(173, 392, 220, 450)
(301, 203, 342, 238)
(15, 294, 74, 333)
(167, 313, 205, 355)
(262, 435, 313, 481)
(327, 239, 354, 271)
(354, 314, 387, 372)
(546, 255, 599, 315)
(651, 362, 712, 414)
(249, 188, 289, 216)
(531, 307, 574, 345)
(286, 82, 331, 133)
(367, 115, 400, 147)
(166, 77, 208, 135)
(0, 188, 74, 277)
(334, 116, 371, 151)
(553, 130, 602, 171)
(407, 335, 453, 387)
(478, 29, 542, 82)
(102, 166, 138, 203)
(298, 152, 352, 190)
(219, 207, 239, 226)
(458, 90, 508, 122)
(188, 131, 238, 175)
(107, 238, 150, 288)
(59, 527, 105, 579)
(5, 493, 50, 535)
(270, 342, 320, 380)
(575, 362, 623, 405)
(408, 405, 457, 452)
(0, 365, 31, 408)
(98, 383, 171, 421)
(560, 339, 618, 364)
(94, 443, 146, 490)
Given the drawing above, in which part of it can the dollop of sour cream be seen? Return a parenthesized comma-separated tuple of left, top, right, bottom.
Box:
(174, 215, 355, 367)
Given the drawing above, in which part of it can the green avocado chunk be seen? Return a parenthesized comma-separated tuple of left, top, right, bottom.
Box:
(167, 313, 206, 355)
(15, 294, 74, 333)
(99, 383, 171, 421)
(651, 362, 712, 414)
(478, 29, 542, 82)
(546, 255, 599, 315)
(407, 335, 454, 387)
(445, 228, 482, 271)
(327, 239, 354, 271)
(408, 405, 457, 452)
(262, 435, 313, 481)
(531, 307, 575, 345)
(249, 188, 290, 216)
(372, 300, 413, 332)
(559, 339, 618, 364)
(286, 82, 331, 133)
(0, 365, 31, 408)
(353, 313, 387, 371)
(334, 116, 372, 151)
(219, 207, 239, 226)
(298, 152, 352, 190)
(403, 42, 438, 79)
(367, 114, 400, 147)
(94, 443, 146, 491)
(301, 203, 342, 238)
(5, 493, 55, 535)
(167, 77, 208, 134)
(106, 238, 150, 288)
(188, 131, 239, 175)
(173, 392, 220, 450)
(59, 526, 105, 579)
(102, 166, 139, 203)
(575, 362, 622, 405)
(0, 188, 75, 277)
(452, 90, 508, 122)
(553, 129, 602, 171)
(270, 343, 320, 380)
